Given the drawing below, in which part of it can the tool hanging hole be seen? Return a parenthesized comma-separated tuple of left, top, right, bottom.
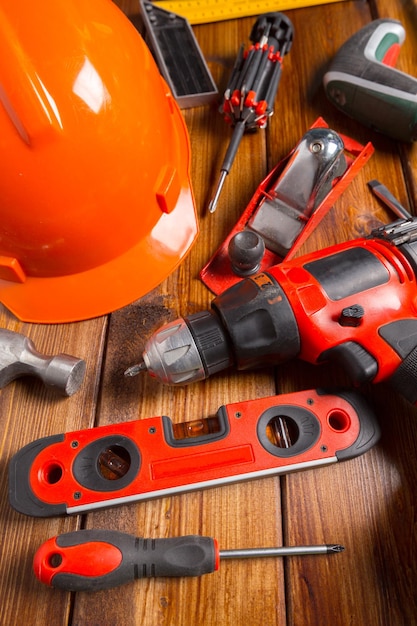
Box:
(265, 415, 299, 448)
(98, 445, 132, 480)
(48, 553, 63, 569)
(327, 410, 351, 433)
(41, 462, 63, 485)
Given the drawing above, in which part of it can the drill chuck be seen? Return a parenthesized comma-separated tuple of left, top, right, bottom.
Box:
(134, 271, 301, 386)
(138, 312, 233, 385)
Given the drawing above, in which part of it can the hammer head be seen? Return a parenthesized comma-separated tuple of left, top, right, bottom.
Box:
(0, 329, 86, 396)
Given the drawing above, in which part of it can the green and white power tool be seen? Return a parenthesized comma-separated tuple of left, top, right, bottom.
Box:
(323, 18, 417, 142)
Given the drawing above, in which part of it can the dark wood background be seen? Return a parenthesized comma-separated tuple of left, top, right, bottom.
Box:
(1, 1, 416, 624)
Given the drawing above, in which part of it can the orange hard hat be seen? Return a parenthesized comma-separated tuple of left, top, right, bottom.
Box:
(0, 0, 198, 323)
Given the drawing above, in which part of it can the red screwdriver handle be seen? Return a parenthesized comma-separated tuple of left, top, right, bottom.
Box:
(33, 530, 219, 592)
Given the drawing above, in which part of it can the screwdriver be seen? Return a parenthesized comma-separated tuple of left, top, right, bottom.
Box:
(367, 179, 412, 220)
(33, 530, 344, 592)
(208, 12, 293, 214)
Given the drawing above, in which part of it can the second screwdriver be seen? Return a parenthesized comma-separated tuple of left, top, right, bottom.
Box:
(33, 530, 344, 592)
(208, 12, 293, 213)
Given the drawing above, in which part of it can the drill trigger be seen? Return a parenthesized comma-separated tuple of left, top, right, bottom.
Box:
(319, 342, 378, 383)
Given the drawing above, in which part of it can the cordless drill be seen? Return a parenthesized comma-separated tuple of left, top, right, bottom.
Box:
(126, 217, 417, 405)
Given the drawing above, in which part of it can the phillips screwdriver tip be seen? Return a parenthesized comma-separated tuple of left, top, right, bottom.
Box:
(124, 361, 148, 377)
(328, 544, 345, 553)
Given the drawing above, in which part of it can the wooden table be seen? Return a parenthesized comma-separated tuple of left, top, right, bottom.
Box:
(1, 1, 416, 624)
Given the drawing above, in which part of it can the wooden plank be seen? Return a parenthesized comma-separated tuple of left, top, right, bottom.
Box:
(271, 3, 417, 625)
(373, 0, 417, 208)
(71, 298, 282, 625)
(70, 28, 284, 613)
(0, 308, 108, 625)
(72, 10, 283, 626)
(1, 1, 416, 625)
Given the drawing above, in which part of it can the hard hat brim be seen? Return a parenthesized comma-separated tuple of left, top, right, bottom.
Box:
(0, 186, 198, 323)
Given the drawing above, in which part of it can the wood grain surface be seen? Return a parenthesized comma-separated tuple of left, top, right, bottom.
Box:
(1, 1, 416, 625)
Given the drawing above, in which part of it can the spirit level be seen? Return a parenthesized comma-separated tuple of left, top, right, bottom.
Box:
(9, 389, 379, 517)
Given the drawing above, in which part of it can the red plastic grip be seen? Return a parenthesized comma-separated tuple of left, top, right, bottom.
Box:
(33, 536, 123, 586)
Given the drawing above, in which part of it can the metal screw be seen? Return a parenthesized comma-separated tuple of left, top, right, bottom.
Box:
(311, 141, 324, 153)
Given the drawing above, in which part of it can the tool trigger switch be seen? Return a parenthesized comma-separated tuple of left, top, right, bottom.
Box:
(319, 341, 378, 383)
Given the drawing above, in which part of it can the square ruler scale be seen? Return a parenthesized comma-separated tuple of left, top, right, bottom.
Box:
(152, 0, 347, 24)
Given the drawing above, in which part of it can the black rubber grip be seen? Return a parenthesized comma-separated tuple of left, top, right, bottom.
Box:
(9, 435, 67, 517)
(389, 346, 417, 404)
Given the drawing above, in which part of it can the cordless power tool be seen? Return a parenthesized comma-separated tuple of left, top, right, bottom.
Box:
(127, 217, 417, 405)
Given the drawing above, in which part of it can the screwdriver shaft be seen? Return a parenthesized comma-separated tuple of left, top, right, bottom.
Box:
(368, 179, 411, 220)
(220, 544, 344, 559)
(209, 120, 246, 213)
(209, 171, 228, 213)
